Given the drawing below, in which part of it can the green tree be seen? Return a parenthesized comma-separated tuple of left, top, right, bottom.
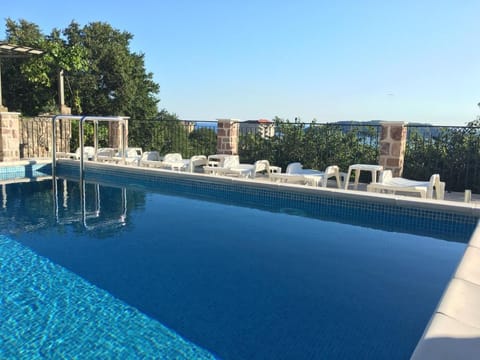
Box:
(2, 19, 159, 119)
(1, 19, 52, 114)
(63, 21, 159, 118)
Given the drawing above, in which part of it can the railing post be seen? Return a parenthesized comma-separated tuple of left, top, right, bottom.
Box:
(216, 119, 239, 155)
(379, 121, 408, 177)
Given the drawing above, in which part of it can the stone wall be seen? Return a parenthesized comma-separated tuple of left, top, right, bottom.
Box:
(19, 116, 71, 159)
(379, 121, 407, 177)
(0, 112, 20, 161)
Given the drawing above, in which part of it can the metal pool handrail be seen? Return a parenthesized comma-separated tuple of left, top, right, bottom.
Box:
(51, 115, 129, 179)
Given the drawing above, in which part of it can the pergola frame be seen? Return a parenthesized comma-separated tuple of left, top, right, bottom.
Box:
(0, 42, 44, 110)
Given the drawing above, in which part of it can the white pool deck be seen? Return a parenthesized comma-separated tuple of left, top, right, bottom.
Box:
(3, 158, 480, 359)
(410, 225, 480, 360)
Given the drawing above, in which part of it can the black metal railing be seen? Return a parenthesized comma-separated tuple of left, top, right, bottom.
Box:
(404, 125, 480, 192)
(127, 119, 217, 158)
(239, 122, 381, 172)
(40, 117, 480, 193)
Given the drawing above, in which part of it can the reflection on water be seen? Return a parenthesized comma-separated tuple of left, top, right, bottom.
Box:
(0, 178, 146, 237)
(53, 179, 127, 231)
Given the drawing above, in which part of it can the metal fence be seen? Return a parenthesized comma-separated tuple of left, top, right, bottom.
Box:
(238, 122, 381, 172)
(404, 125, 480, 193)
(32, 117, 480, 193)
(64, 119, 218, 158)
(127, 120, 381, 173)
(127, 120, 217, 158)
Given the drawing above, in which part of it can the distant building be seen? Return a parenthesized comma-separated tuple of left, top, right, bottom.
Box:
(239, 119, 275, 138)
(182, 121, 196, 133)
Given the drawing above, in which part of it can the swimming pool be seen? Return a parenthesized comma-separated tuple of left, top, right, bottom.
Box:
(1, 161, 478, 359)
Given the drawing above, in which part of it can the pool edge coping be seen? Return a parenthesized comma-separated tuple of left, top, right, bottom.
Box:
(410, 222, 480, 360)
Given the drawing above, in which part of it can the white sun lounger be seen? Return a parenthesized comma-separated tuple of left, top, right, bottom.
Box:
(96, 148, 117, 162)
(57, 146, 96, 160)
(139, 151, 162, 167)
(159, 153, 187, 171)
(203, 155, 239, 175)
(270, 162, 342, 188)
(111, 147, 143, 165)
(140, 153, 206, 172)
(366, 170, 445, 199)
(221, 159, 271, 179)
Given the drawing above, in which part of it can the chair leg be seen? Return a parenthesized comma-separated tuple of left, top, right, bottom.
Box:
(335, 174, 341, 188)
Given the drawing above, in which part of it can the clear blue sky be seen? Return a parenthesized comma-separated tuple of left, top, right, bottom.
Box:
(2, 0, 479, 125)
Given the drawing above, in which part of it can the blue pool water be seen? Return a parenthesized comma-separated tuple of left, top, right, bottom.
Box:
(0, 173, 475, 359)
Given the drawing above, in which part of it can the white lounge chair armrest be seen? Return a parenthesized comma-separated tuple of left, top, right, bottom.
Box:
(188, 155, 207, 172)
(286, 162, 303, 174)
(324, 165, 339, 177)
(379, 170, 393, 183)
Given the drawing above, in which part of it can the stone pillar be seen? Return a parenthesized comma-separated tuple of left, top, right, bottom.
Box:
(58, 69, 71, 115)
(0, 112, 21, 161)
(59, 105, 71, 115)
(109, 120, 128, 149)
(216, 119, 239, 155)
(379, 121, 407, 177)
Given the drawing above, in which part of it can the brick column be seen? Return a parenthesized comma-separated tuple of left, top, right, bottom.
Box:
(379, 121, 407, 177)
(216, 119, 239, 155)
(0, 112, 21, 161)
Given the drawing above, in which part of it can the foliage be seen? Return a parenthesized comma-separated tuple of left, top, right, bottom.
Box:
(2, 19, 52, 114)
(2, 19, 159, 119)
(187, 127, 217, 157)
(70, 122, 109, 150)
(63, 21, 159, 118)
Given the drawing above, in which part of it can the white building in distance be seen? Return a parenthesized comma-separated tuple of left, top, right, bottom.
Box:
(239, 119, 275, 138)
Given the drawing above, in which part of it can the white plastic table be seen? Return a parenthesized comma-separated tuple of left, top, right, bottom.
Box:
(344, 164, 383, 190)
